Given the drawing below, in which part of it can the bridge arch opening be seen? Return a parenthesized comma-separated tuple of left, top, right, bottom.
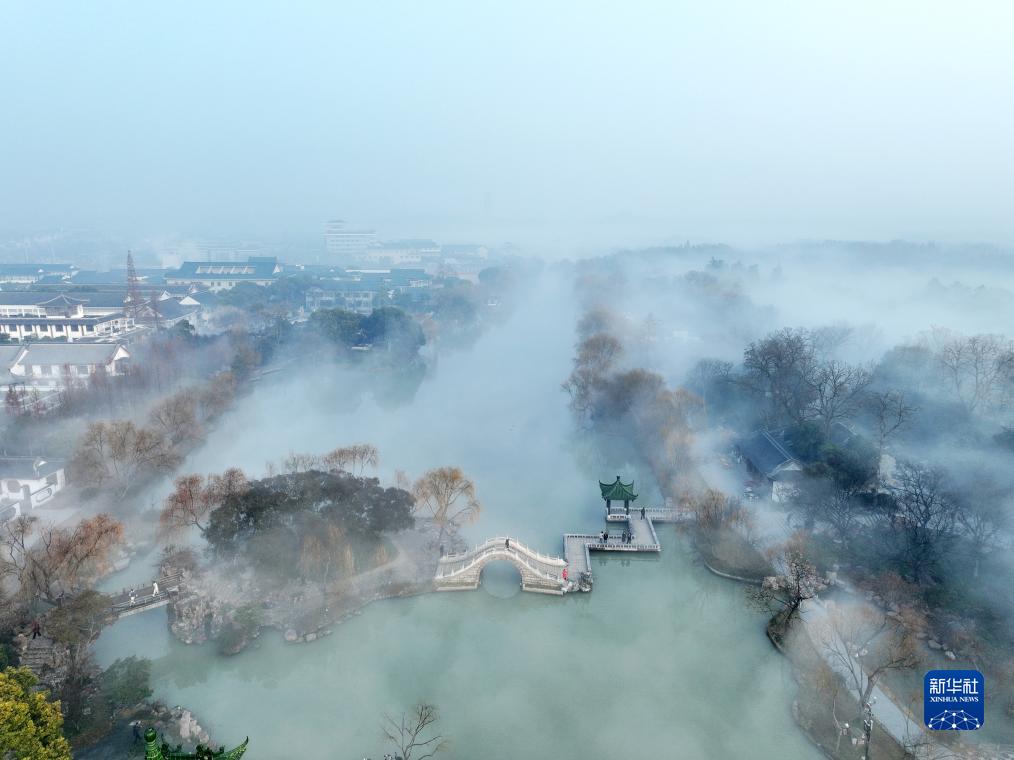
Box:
(480, 560, 522, 598)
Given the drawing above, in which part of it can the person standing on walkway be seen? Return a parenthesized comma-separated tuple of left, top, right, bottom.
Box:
(505, 537, 510, 551)
(31, 619, 41, 639)
(640, 506, 645, 520)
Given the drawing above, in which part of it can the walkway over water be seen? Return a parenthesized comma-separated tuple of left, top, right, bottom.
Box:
(435, 506, 684, 595)
(106, 571, 185, 618)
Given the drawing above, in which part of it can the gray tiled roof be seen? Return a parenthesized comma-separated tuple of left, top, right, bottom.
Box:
(0, 290, 128, 308)
(737, 430, 798, 478)
(0, 345, 23, 368)
(16, 343, 128, 365)
(170, 259, 278, 281)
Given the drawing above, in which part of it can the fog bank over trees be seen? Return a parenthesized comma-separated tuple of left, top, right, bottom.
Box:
(565, 239, 1014, 742)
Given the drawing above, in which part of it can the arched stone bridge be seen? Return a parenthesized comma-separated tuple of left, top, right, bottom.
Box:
(435, 506, 684, 596)
(435, 537, 568, 595)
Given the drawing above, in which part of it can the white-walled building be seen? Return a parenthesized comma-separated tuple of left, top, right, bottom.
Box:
(0, 457, 66, 517)
(3, 343, 131, 389)
(0, 292, 139, 341)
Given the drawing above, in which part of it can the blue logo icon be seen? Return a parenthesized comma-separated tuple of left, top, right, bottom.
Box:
(924, 670, 984, 730)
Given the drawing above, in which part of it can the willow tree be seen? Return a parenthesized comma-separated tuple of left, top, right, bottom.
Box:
(1, 514, 124, 606)
(71, 420, 181, 498)
(321, 444, 379, 476)
(298, 522, 352, 588)
(158, 468, 248, 539)
(412, 468, 481, 541)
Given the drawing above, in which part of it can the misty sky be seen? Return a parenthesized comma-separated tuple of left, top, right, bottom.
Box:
(3, 2, 1014, 251)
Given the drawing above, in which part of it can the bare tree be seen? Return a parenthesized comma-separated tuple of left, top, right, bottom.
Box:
(951, 468, 1010, 578)
(283, 451, 321, 474)
(686, 489, 741, 532)
(1, 514, 124, 606)
(207, 467, 248, 504)
(317, 444, 379, 476)
(412, 467, 482, 542)
(196, 370, 237, 421)
(72, 420, 181, 498)
(818, 604, 919, 756)
(809, 324, 854, 360)
(865, 390, 917, 489)
(562, 331, 623, 419)
(887, 461, 959, 584)
(807, 483, 865, 556)
(743, 328, 817, 426)
(381, 703, 448, 760)
(575, 307, 621, 340)
(808, 360, 872, 436)
(348, 444, 379, 476)
(148, 390, 203, 447)
(686, 358, 733, 422)
(931, 330, 1014, 413)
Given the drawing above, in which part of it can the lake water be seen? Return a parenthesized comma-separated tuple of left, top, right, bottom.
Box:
(95, 274, 817, 759)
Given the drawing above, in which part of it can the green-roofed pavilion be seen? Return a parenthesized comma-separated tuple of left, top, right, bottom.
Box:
(144, 728, 249, 760)
(599, 475, 637, 513)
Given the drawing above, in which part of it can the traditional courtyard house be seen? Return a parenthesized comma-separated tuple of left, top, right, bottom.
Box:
(165, 257, 280, 291)
(0, 456, 66, 512)
(735, 430, 803, 502)
(138, 296, 202, 328)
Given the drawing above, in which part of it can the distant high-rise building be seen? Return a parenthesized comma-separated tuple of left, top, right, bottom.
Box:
(324, 219, 376, 261)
